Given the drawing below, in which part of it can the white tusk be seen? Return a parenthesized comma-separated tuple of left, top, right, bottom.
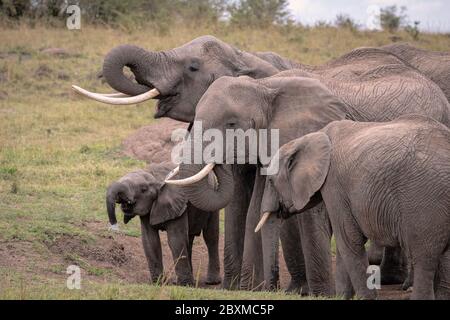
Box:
(165, 163, 215, 186)
(100, 92, 129, 97)
(108, 223, 120, 232)
(72, 85, 159, 105)
(165, 166, 180, 180)
(254, 212, 271, 233)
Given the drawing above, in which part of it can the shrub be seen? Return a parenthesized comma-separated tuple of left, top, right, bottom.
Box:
(335, 14, 359, 32)
(405, 21, 420, 40)
(379, 5, 407, 33)
(228, 0, 290, 28)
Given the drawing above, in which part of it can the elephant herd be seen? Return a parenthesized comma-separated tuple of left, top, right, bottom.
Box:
(73, 37, 450, 300)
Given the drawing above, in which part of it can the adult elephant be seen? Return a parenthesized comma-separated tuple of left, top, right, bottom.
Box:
(72, 36, 440, 291)
(259, 115, 450, 300)
(166, 67, 450, 294)
(381, 43, 450, 102)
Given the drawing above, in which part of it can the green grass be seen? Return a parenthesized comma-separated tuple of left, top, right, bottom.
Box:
(0, 269, 325, 300)
(0, 23, 449, 299)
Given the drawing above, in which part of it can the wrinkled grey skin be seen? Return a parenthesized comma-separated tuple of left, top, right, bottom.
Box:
(264, 115, 450, 300)
(106, 162, 221, 286)
(178, 67, 450, 294)
(382, 43, 450, 102)
(99, 36, 448, 290)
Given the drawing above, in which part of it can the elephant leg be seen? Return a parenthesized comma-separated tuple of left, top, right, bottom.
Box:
(367, 242, 384, 265)
(335, 246, 354, 299)
(411, 260, 438, 300)
(402, 257, 414, 291)
(324, 196, 375, 299)
(298, 203, 334, 296)
(166, 214, 194, 286)
(434, 247, 450, 300)
(240, 170, 265, 290)
(280, 217, 309, 295)
(203, 211, 221, 285)
(223, 165, 255, 290)
(139, 215, 164, 284)
(380, 246, 408, 285)
(188, 235, 195, 266)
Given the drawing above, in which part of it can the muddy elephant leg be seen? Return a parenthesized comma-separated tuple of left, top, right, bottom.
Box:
(203, 211, 221, 285)
(380, 246, 408, 285)
(367, 242, 384, 265)
(223, 165, 255, 290)
(140, 215, 164, 284)
(241, 170, 265, 290)
(435, 248, 450, 300)
(298, 203, 334, 296)
(166, 213, 194, 286)
(280, 217, 309, 295)
(335, 246, 354, 299)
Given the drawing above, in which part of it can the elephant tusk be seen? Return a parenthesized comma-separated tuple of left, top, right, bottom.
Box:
(165, 166, 180, 180)
(72, 85, 160, 104)
(99, 92, 129, 97)
(165, 163, 215, 186)
(254, 212, 271, 233)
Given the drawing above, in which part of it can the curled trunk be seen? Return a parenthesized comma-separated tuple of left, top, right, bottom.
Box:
(106, 182, 132, 225)
(102, 45, 156, 96)
(178, 164, 234, 212)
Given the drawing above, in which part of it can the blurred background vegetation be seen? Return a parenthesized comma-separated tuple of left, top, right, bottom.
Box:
(0, 0, 436, 39)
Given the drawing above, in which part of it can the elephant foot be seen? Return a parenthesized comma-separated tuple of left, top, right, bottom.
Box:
(205, 274, 222, 285)
(286, 279, 309, 296)
(177, 277, 195, 287)
(402, 274, 413, 291)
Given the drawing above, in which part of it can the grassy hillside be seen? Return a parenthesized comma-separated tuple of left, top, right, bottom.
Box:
(0, 24, 449, 299)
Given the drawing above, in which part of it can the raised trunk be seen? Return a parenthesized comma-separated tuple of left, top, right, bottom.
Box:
(178, 163, 234, 212)
(102, 45, 157, 96)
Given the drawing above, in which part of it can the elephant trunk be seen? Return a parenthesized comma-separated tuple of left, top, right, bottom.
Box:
(102, 45, 160, 96)
(106, 182, 132, 226)
(177, 163, 235, 212)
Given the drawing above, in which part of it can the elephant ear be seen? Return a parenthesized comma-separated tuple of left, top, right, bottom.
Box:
(288, 132, 331, 211)
(150, 184, 187, 226)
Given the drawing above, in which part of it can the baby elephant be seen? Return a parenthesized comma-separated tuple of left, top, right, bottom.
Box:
(260, 115, 450, 300)
(106, 162, 221, 286)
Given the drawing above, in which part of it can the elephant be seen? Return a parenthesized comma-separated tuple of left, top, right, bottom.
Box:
(106, 162, 221, 286)
(259, 115, 450, 300)
(166, 67, 450, 295)
(381, 43, 450, 102)
(72, 35, 448, 291)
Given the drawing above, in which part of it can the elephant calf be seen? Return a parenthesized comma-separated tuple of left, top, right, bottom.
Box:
(106, 162, 221, 286)
(260, 115, 450, 300)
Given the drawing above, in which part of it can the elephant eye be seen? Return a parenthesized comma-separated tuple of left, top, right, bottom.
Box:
(140, 185, 148, 193)
(287, 157, 295, 170)
(226, 120, 237, 128)
(188, 59, 200, 72)
(189, 65, 199, 72)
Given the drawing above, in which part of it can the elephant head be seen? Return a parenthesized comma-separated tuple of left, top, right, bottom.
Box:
(73, 36, 279, 123)
(106, 168, 187, 230)
(166, 72, 347, 212)
(257, 132, 332, 231)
